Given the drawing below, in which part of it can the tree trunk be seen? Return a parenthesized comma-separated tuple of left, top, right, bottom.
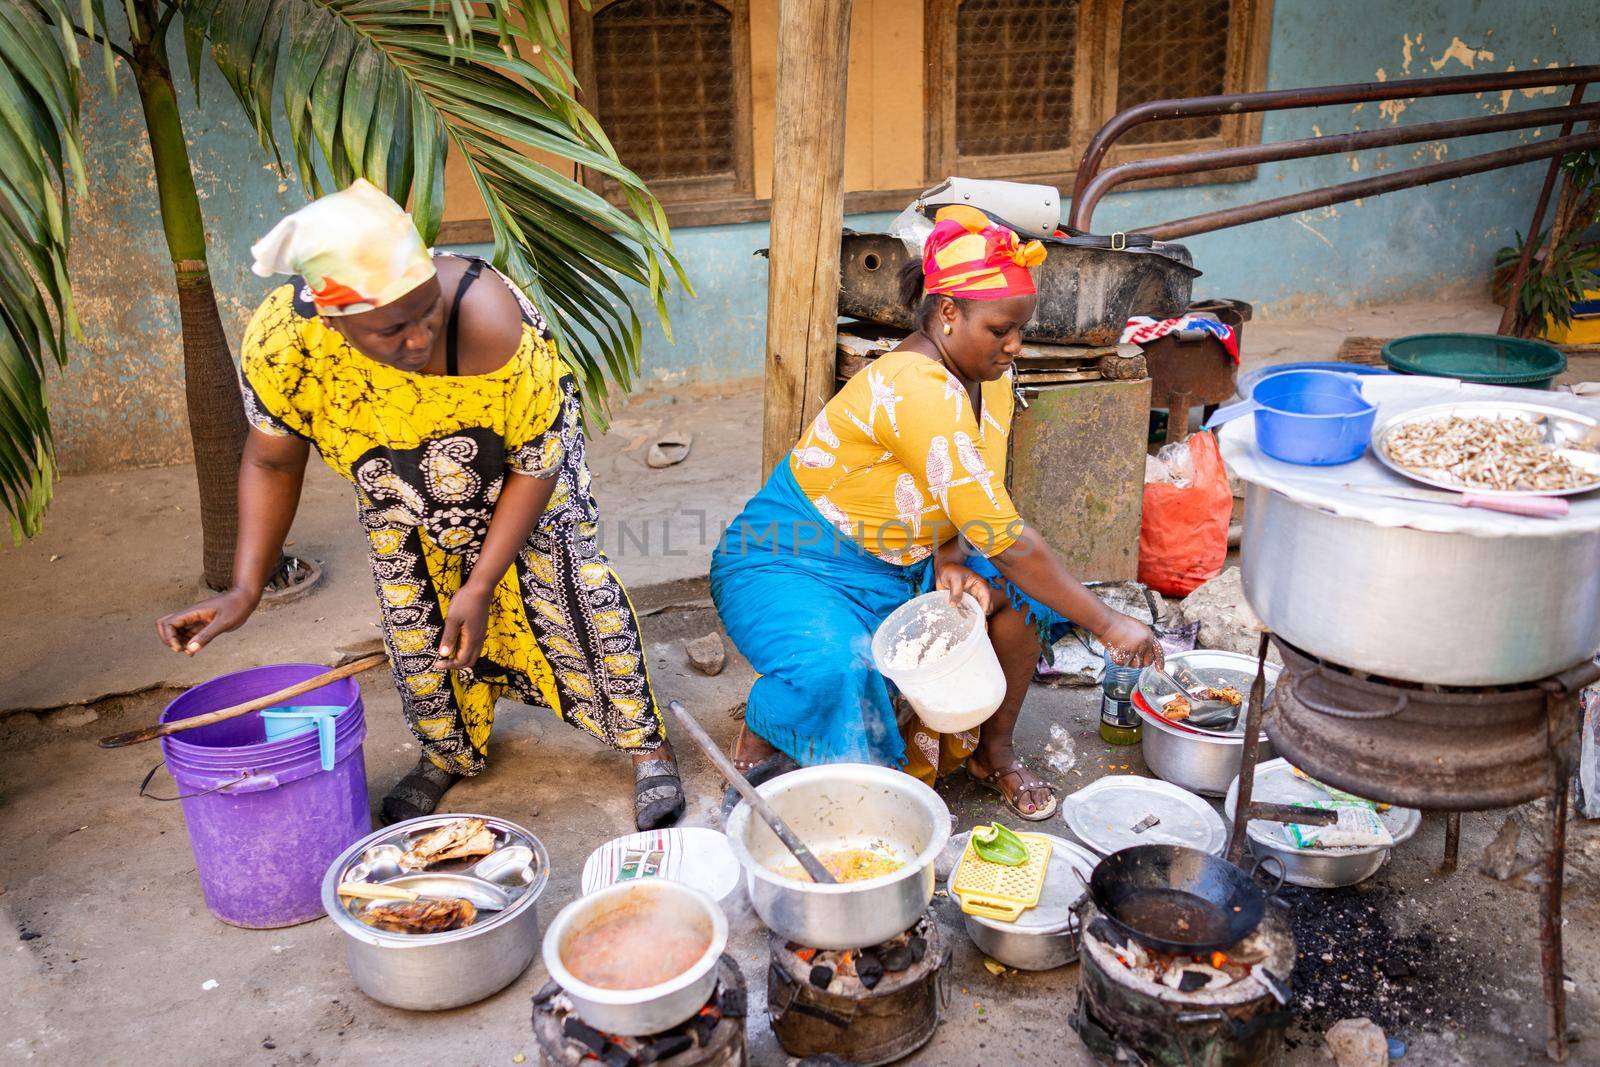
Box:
(131, 5, 245, 590)
(760, 0, 853, 479)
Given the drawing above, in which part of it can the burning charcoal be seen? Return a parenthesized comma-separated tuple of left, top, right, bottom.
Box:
(1178, 970, 1210, 993)
(716, 985, 747, 1017)
(907, 934, 927, 964)
(809, 964, 834, 989)
(856, 951, 885, 990)
(1381, 958, 1414, 980)
(562, 1017, 608, 1054)
(532, 980, 561, 1006)
(599, 1045, 635, 1067)
(687, 1014, 719, 1046)
(1087, 917, 1129, 950)
(880, 944, 913, 971)
(650, 1033, 694, 1059)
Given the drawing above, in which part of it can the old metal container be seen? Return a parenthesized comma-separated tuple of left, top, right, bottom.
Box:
(321, 814, 548, 1011)
(724, 764, 950, 949)
(1224, 758, 1422, 889)
(838, 231, 1198, 345)
(541, 879, 728, 1037)
(954, 834, 1097, 970)
(1240, 481, 1600, 685)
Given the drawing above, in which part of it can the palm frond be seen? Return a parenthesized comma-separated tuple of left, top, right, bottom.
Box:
(191, 0, 689, 422)
(0, 0, 84, 540)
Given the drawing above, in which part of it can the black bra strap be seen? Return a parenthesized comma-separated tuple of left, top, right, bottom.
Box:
(444, 259, 486, 377)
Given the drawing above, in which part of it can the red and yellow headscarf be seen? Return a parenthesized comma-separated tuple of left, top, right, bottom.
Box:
(921, 204, 1047, 301)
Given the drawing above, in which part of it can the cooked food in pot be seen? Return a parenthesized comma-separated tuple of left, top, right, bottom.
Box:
(773, 846, 905, 884)
(1383, 415, 1590, 492)
(362, 898, 477, 934)
(563, 905, 711, 990)
(400, 818, 497, 871)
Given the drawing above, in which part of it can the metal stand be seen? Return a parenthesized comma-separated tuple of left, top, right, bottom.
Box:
(1225, 632, 1594, 1063)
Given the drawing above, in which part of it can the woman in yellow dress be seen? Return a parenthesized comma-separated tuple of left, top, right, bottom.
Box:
(711, 206, 1161, 819)
(156, 181, 684, 829)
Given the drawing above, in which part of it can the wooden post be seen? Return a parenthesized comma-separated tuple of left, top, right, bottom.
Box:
(761, 0, 853, 478)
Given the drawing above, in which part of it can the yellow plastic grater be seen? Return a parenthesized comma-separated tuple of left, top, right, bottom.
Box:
(950, 831, 1053, 921)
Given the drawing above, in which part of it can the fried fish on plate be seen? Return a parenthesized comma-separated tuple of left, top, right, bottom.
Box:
(1206, 686, 1244, 707)
(399, 817, 497, 871)
(362, 898, 477, 934)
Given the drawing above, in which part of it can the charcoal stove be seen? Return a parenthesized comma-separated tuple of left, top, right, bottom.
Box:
(532, 954, 746, 1067)
(1073, 903, 1295, 1066)
(1223, 633, 1600, 1062)
(767, 910, 949, 1065)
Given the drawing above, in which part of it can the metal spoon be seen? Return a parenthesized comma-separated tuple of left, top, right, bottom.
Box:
(1146, 665, 1236, 724)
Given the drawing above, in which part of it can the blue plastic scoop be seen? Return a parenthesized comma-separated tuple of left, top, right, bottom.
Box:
(258, 705, 344, 771)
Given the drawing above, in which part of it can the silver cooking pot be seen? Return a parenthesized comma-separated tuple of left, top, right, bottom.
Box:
(952, 834, 1098, 971)
(725, 764, 950, 949)
(1241, 482, 1600, 684)
(1133, 652, 1279, 797)
(321, 815, 548, 1010)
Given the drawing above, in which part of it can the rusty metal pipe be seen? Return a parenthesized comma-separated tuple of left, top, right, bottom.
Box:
(1070, 64, 1600, 213)
(1075, 99, 1600, 232)
(1131, 130, 1600, 241)
(1226, 631, 1272, 867)
(1500, 85, 1591, 335)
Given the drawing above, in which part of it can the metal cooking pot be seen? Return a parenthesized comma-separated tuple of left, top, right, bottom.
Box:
(542, 879, 728, 1036)
(724, 764, 950, 949)
(953, 834, 1097, 971)
(1241, 482, 1600, 684)
(321, 815, 548, 1011)
(1135, 699, 1276, 797)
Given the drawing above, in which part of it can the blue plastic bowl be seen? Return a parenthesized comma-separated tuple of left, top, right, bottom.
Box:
(1206, 369, 1376, 466)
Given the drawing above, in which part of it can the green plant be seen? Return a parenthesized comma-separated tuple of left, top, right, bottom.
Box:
(3, 1, 685, 587)
(1496, 148, 1600, 337)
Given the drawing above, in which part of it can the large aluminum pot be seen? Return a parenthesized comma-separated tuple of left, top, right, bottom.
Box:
(542, 879, 728, 1036)
(1241, 482, 1600, 684)
(954, 835, 1097, 971)
(725, 764, 950, 949)
(322, 814, 548, 1011)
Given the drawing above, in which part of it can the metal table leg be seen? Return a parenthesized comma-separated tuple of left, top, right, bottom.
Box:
(1226, 631, 1272, 866)
(1442, 812, 1461, 874)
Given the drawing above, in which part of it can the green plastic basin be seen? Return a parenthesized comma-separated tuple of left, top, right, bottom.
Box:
(1381, 332, 1566, 390)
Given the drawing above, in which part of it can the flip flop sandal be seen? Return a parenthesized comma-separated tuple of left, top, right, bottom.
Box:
(719, 750, 799, 825)
(634, 757, 686, 831)
(968, 763, 1059, 822)
(381, 759, 463, 826)
(646, 430, 694, 469)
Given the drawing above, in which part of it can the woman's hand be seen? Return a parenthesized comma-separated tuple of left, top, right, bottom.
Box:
(435, 584, 493, 670)
(935, 562, 994, 614)
(156, 588, 260, 655)
(1098, 612, 1164, 668)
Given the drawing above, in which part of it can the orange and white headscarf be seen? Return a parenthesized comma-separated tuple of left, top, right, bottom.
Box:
(250, 179, 435, 316)
(921, 204, 1046, 301)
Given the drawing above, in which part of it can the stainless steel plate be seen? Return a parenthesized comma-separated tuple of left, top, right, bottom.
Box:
(1372, 400, 1600, 498)
(1136, 650, 1280, 738)
(333, 814, 546, 908)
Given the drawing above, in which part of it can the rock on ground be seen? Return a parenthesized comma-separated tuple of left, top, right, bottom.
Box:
(1174, 566, 1281, 664)
(686, 632, 727, 676)
(1324, 1017, 1388, 1067)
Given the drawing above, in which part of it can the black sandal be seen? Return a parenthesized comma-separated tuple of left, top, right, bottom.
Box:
(381, 758, 463, 825)
(634, 756, 686, 831)
(719, 750, 798, 824)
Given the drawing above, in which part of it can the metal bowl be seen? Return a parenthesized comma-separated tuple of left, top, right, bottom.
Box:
(542, 879, 728, 1036)
(725, 763, 951, 949)
(1373, 400, 1600, 498)
(1224, 759, 1422, 889)
(952, 834, 1097, 971)
(1134, 652, 1280, 796)
(321, 814, 549, 1010)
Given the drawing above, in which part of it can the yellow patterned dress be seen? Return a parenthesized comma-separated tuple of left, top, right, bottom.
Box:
(240, 258, 662, 774)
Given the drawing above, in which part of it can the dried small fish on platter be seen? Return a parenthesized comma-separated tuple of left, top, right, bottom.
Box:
(1374, 402, 1600, 498)
(362, 897, 477, 934)
(399, 817, 497, 871)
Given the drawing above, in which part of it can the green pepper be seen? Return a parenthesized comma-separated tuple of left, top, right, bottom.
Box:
(972, 823, 1029, 866)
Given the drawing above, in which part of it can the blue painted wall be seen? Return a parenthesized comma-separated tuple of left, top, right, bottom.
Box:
(48, 0, 1600, 472)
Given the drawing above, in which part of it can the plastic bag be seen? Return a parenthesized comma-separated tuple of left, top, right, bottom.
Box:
(1138, 431, 1232, 598)
(1145, 439, 1196, 488)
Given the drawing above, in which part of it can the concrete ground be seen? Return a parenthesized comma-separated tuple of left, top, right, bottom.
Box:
(5, 297, 1600, 1065)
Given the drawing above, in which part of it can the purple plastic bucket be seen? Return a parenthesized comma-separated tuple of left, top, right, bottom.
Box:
(160, 664, 372, 928)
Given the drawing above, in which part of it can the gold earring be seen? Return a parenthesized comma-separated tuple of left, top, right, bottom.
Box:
(942, 323, 952, 335)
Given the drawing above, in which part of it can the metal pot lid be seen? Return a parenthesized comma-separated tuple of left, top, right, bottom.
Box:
(1225, 758, 1423, 853)
(953, 833, 1098, 934)
(1137, 650, 1281, 738)
(1062, 775, 1228, 857)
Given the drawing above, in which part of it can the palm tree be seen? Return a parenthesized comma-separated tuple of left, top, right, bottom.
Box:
(3, 0, 684, 589)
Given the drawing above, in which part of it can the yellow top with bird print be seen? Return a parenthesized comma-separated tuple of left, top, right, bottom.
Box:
(789, 349, 1023, 564)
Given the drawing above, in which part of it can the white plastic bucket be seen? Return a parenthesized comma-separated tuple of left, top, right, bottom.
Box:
(871, 591, 1007, 733)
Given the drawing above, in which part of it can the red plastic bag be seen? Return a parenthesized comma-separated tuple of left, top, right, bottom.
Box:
(1138, 431, 1231, 598)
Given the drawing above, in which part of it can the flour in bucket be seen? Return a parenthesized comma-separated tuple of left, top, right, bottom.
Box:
(872, 592, 1007, 733)
(885, 600, 969, 668)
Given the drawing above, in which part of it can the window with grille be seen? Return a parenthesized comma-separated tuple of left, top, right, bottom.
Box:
(574, 0, 753, 218)
(927, 0, 1271, 187)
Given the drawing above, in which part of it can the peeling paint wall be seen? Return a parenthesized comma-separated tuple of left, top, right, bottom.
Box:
(49, 0, 1600, 473)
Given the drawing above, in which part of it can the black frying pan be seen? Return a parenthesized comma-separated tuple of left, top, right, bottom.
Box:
(1089, 844, 1285, 956)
